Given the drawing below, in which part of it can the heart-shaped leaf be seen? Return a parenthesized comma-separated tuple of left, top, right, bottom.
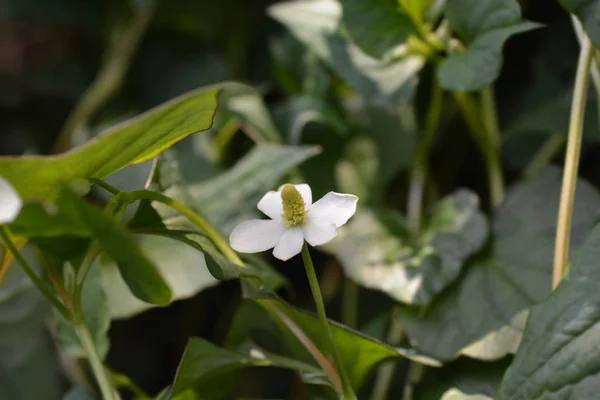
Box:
(400, 168, 600, 361)
(438, 0, 541, 91)
(498, 221, 600, 399)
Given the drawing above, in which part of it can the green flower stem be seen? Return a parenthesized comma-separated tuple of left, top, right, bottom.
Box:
(128, 190, 245, 266)
(341, 278, 358, 328)
(453, 91, 504, 207)
(369, 316, 405, 400)
(89, 177, 120, 195)
(553, 30, 594, 289)
(301, 243, 356, 400)
(73, 318, 119, 400)
(53, 9, 153, 153)
(523, 134, 565, 180)
(407, 80, 443, 232)
(0, 226, 71, 319)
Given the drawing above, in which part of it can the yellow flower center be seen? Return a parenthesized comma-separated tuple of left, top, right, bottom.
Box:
(281, 184, 308, 226)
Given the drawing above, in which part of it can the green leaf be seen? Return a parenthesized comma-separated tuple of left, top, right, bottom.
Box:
(167, 337, 322, 399)
(99, 234, 217, 319)
(560, 0, 600, 48)
(340, 0, 415, 58)
(55, 266, 110, 359)
(60, 189, 172, 306)
(0, 249, 61, 400)
(399, 168, 600, 361)
(227, 299, 440, 393)
(497, 223, 600, 398)
(0, 86, 219, 201)
(331, 190, 488, 305)
(438, 0, 541, 91)
(188, 144, 321, 233)
(268, 0, 425, 106)
(415, 358, 510, 400)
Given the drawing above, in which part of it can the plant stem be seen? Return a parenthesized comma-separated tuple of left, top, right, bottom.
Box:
(369, 316, 405, 400)
(552, 31, 594, 289)
(301, 243, 356, 400)
(572, 15, 600, 124)
(53, 9, 153, 153)
(73, 318, 118, 400)
(341, 278, 358, 328)
(523, 134, 565, 180)
(453, 91, 504, 207)
(0, 227, 71, 319)
(129, 190, 244, 266)
(407, 80, 443, 232)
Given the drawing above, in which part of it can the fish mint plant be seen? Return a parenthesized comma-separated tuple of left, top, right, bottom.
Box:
(2, 0, 600, 399)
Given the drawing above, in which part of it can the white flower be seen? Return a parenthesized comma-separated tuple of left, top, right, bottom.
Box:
(0, 176, 22, 224)
(229, 184, 358, 261)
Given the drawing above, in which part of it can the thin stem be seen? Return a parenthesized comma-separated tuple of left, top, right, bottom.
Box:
(341, 278, 358, 328)
(407, 80, 443, 231)
(480, 86, 504, 206)
(453, 91, 505, 207)
(0, 227, 71, 319)
(73, 320, 118, 400)
(53, 10, 153, 153)
(369, 316, 405, 400)
(572, 15, 600, 124)
(523, 134, 566, 180)
(128, 190, 244, 266)
(301, 243, 356, 400)
(552, 31, 594, 289)
(89, 177, 121, 195)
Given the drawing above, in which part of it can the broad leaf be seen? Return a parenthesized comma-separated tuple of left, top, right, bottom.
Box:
(268, 0, 425, 106)
(560, 0, 600, 48)
(331, 190, 488, 305)
(438, 0, 540, 91)
(99, 234, 216, 319)
(340, 0, 415, 59)
(0, 249, 61, 400)
(60, 189, 172, 306)
(498, 221, 600, 399)
(167, 337, 321, 399)
(227, 299, 440, 393)
(399, 168, 600, 361)
(0, 86, 219, 201)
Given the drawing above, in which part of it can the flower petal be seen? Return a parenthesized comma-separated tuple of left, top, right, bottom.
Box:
(309, 192, 358, 227)
(0, 177, 22, 224)
(229, 219, 285, 253)
(257, 191, 283, 220)
(294, 184, 312, 206)
(303, 218, 337, 246)
(272, 228, 304, 261)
